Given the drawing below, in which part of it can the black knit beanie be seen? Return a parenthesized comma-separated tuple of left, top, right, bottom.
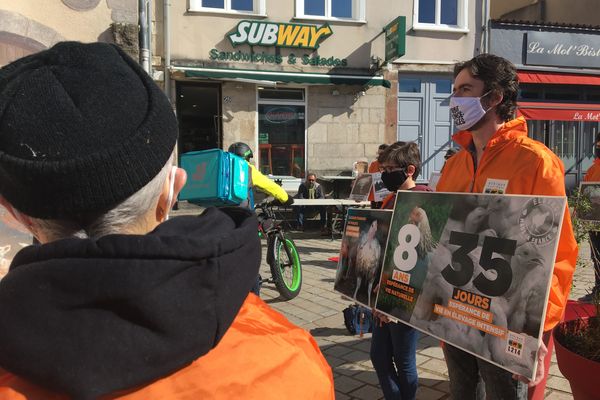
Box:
(0, 41, 178, 219)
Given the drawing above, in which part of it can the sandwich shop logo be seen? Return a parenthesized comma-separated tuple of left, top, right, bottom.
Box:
(228, 20, 333, 49)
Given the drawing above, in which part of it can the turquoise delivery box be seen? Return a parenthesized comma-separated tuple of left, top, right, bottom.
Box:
(179, 149, 249, 206)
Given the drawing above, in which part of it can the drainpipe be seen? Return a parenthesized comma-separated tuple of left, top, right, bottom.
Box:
(481, 0, 491, 54)
(139, 0, 151, 74)
(163, 0, 171, 102)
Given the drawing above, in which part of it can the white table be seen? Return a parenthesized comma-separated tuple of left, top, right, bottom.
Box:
(291, 199, 370, 239)
(320, 175, 356, 180)
(291, 199, 369, 207)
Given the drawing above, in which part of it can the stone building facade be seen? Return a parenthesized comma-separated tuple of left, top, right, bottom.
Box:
(0, 0, 138, 66)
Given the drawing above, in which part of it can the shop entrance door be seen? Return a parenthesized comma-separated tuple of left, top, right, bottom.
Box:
(176, 82, 221, 156)
(257, 88, 306, 178)
(397, 76, 453, 181)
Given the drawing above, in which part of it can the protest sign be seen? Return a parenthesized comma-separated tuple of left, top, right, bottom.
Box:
(334, 208, 392, 308)
(371, 172, 391, 202)
(349, 174, 373, 202)
(375, 191, 566, 380)
(577, 181, 600, 222)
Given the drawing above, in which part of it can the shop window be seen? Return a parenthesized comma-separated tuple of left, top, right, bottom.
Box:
(189, 0, 265, 14)
(413, 0, 468, 32)
(434, 79, 451, 94)
(258, 104, 306, 178)
(295, 0, 366, 22)
(399, 78, 422, 93)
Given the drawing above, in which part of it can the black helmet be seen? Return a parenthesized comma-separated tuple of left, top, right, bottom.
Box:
(228, 142, 253, 160)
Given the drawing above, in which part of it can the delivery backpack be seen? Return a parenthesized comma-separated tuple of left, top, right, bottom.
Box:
(343, 304, 373, 336)
(179, 149, 250, 206)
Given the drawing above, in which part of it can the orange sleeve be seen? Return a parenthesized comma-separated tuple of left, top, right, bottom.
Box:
(531, 156, 578, 331)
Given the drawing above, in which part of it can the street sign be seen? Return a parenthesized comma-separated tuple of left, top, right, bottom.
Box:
(384, 16, 406, 62)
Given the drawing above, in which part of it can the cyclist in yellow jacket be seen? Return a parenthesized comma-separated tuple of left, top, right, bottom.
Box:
(228, 142, 293, 208)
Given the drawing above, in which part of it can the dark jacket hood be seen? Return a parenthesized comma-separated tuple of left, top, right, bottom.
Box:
(0, 207, 260, 399)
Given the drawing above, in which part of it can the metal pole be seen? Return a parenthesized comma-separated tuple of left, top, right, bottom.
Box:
(147, 0, 153, 76)
(163, 0, 171, 101)
(139, 0, 151, 73)
(482, 0, 491, 54)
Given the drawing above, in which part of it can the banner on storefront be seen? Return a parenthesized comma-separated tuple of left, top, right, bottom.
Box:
(526, 31, 600, 69)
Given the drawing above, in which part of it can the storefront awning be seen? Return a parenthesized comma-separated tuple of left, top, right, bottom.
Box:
(518, 72, 600, 86)
(174, 66, 391, 88)
(518, 101, 600, 121)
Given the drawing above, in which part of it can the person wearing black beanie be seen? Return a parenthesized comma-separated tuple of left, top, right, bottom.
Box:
(0, 42, 334, 399)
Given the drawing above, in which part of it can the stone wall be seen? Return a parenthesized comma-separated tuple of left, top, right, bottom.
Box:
(221, 81, 256, 152)
(307, 85, 386, 175)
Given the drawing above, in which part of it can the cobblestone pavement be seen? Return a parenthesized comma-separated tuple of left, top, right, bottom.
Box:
(259, 232, 595, 400)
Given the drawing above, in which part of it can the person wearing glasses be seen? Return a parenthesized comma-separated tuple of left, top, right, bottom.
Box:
(370, 141, 432, 400)
(295, 173, 328, 234)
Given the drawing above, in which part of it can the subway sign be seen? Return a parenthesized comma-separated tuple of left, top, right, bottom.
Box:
(228, 20, 333, 49)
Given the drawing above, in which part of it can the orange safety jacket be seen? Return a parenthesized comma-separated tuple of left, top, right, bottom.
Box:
(437, 117, 578, 332)
(367, 160, 380, 202)
(584, 158, 600, 182)
(0, 295, 335, 400)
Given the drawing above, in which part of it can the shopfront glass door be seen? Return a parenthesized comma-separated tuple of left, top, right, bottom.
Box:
(257, 89, 306, 178)
(176, 82, 221, 155)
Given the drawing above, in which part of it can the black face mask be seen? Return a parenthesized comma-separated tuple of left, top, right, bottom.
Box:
(595, 147, 600, 159)
(381, 170, 408, 192)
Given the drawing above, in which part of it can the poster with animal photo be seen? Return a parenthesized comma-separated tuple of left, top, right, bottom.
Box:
(374, 191, 566, 380)
(372, 172, 391, 202)
(349, 174, 373, 202)
(334, 209, 393, 308)
(0, 207, 34, 280)
(577, 182, 600, 222)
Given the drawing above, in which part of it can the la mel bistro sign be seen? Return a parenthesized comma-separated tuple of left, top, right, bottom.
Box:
(209, 20, 348, 67)
(526, 31, 600, 69)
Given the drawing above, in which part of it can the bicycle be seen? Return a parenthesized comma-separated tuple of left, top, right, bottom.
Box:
(255, 200, 302, 300)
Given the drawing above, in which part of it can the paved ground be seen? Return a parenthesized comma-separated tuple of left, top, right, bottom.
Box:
(258, 230, 596, 400)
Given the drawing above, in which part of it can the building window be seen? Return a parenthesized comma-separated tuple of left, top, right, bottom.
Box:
(189, 0, 266, 15)
(295, 0, 366, 22)
(413, 0, 468, 32)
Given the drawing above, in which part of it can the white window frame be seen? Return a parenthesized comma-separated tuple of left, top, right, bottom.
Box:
(412, 0, 469, 33)
(294, 0, 366, 24)
(188, 0, 266, 17)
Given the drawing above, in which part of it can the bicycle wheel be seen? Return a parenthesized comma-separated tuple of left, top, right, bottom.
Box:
(268, 234, 302, 300)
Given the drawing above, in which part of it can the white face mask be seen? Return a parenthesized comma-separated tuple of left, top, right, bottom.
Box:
(449, 91, 492, 131)
(164, 166, 177, 221)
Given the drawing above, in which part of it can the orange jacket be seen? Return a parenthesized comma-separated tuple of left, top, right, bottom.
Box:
(584, 158, 600, 182)
(367, 160, 380, 201)
(0, 295, 334, 400)
(437, 117, 578, 331)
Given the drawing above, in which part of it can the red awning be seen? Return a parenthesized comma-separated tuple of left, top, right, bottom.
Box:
(518, 71, 600, 86)
(518, 102, 600, 121)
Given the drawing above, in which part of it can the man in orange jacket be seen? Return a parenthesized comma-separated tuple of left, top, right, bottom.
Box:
(0, 42, 334, 399)
(581, 132, 600, 302)
(437, 54, 578, 400)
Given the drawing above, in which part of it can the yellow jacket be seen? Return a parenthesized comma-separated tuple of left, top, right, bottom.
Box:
(249, 164, 289, 203)
(584, 158, 600, 182)
(437, 117, 578, 331)
(0, 295, 334, 399)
